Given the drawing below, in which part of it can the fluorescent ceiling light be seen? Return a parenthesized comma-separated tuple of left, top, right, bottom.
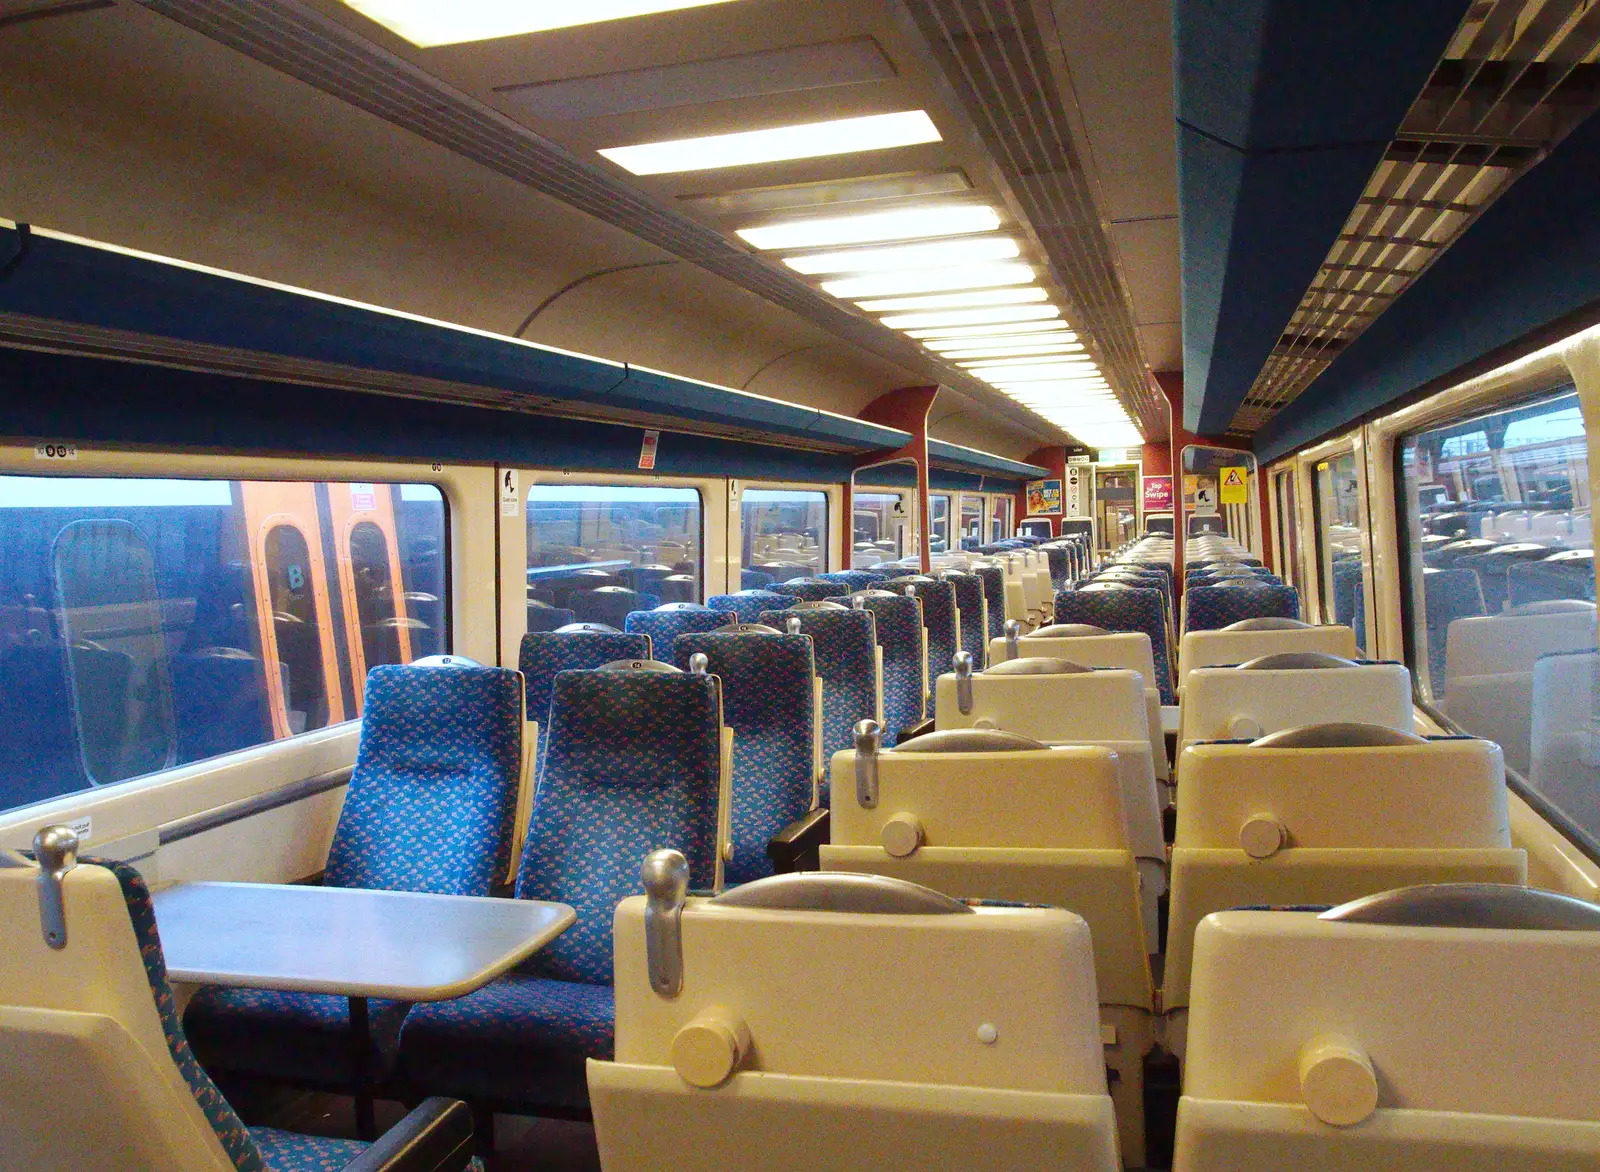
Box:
(905, 319, 1072, 340)
(857, 286, 1048, 312)
(932, 342, 1084, 359)
(785, 235, 1017, 275)
(963, 352, 1095, 370)
(739, 204, 1000, 250)
(822, 263, 1035, 299)
(924, 335, 1082, 353)
(679, 170, 971, 218)
(342, 0, 743, 45)
(600, 110, 941, 176)
(881, 304, 1059, 330)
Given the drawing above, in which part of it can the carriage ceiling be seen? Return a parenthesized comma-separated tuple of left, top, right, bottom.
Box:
(16, 0, 1180, 452)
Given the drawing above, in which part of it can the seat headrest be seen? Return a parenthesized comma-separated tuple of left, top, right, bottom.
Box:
(600, 658, 681, 673)
(1251, 722, 1427, 749)
(1222, 617, 1310, 631)
(1027, 623, 1111, 637)
(1503, 599, 1596, 616)
(895, 728, 1050, 753)
(1321, 883, 1600, 930)
(725, 623, 782, 635)
(1237, 651, 1358, 670)
(556, 622, 623, 634)
(986, 657, 1094, 676)
(710, 872, 973, 915)
(408, 653, 484, 667)
(793, 600, 848, 611)
(655, 602, 711, 612)
(849, 589, 899, 600)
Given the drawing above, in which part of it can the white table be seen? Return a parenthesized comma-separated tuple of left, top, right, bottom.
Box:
(155, 883, 575, 1136)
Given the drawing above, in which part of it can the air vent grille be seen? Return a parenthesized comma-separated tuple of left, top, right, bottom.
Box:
(1233, 0, 1600, 432)
(898, 0, 1169, 438)
(129, 0, 1060, 441)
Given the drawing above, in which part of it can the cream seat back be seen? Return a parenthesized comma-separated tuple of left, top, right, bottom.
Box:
(1175, 887, 1600, 1171)
(1177, 618, 1359, 685)
(0, 852, 238, 1171)
(1444, 600, 1598, 774)
(933, 658, 1165, 930)
(1529, 648, 1600, 839)
(1178, 654, 1413, 763)
(989, 623, 1167, 783)
(1166, 726, 1527, 1019)
(592, 866, 1120, 1172)
(818, 728, 1156, 1165)
(1003, 555, 1047, 626)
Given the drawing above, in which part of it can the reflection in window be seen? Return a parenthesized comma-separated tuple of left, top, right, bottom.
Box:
(990, 495, 1013, 542)
(960, 495, 983, 550)
(1314, 452, 1367, 651)
(1400, 387, 1598, 840)
(852, 492, 904, 568)
(349, 521, 402, 671)
(526, 484, 703, 615)
(0, 474, 448, 816)
(742, 489, 825, 578)
(1276, 472, 1299, 588)
(929, 494, 951, 554)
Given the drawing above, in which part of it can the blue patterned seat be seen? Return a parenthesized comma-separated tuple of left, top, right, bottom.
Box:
(519, 629, 651, 726)
(676, 629, 817, 884)
(969, 564, 1008, 642)
(1422, 567, 1487, 691)
(887, 575, 960, 711)
(707, 589, 789, 624)
(939, 570, 987, 666)
(1457, 544, 1557, 613)
(850, 591, 925, 745)
(773, 577, 850, 602)
(185, 663, 525, 1087)
(1056, 585, 1175, 703)
(79, 858, 482, 1172)
(758, 607, 877, 771)
(624, 604, 731, 665)
(397, 667, 724, 1113)
(1037, 546, 1071, 589)
(1184, 581, 1301, 633)
(571, 586, 658, 627)
(816, 569, 880, 591)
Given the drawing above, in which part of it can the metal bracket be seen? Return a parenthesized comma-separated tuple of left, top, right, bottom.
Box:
(1005, 619, 1022, 662)
(642, 849, 689, 997)
(33, 825, 79, 951)
(854, 719, 881, 809)
(953, 651, 975, 714)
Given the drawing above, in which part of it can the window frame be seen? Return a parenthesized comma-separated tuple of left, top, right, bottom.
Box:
(0, 443, 486, 854)
(1295, 431, 1373, 653)
(733, 479, 841, 583)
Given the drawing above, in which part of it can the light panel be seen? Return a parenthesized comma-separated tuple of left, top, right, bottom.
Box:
(905, 319, 1071, 340)
(822, 263, 1035, 299)
(931, 341, 1084, 359)
(785, 235, 1017, 275)
(880, 304, 1059, 330)
(856, 286, 1048, 312)
(342, 0, 743, 45)
(962, 352, 1095, 370)
(600, 110, 941, 176)
(738, 204, 999, 250)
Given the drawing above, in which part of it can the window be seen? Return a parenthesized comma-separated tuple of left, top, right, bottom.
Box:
(1313, 452, 1368, 652)
(990, 495, 1013, 542)
(852, 492, 905, 567)
(959, 495, 983, 550)
(1398, 390, 1596, 833)
(525, 484, 703, 611)
(928, 493, 951, 554)
(742, 488, 826, 577)
(0, 475, 448, 815)
(1275, 470, 1299, 588)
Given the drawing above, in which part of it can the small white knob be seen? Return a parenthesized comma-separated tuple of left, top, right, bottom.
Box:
(1227, 714, 1263, 740)
(976, 1022, 998, 1045)
(1299, 1034, 1378, 1126)
(882, 813, 926, 859)
(1239, 815, 1285, 859)
(671, 1007, 750, 1089)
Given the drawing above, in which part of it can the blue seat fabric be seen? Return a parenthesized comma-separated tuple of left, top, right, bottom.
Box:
(1057, 586, 1175, 703)
(519, 630, 651, 726)
(888, 577, 959, 711)
(623, 605, 731, 666)
(969, 565, 1007, 642)
(854, 593, 924, 745)
(1184, 582, 1301, 632)
(707, 589, 789, 624)
(772, 578, 850, 602)
(942, 572, 987, 666)
(759, 607, 876, 774)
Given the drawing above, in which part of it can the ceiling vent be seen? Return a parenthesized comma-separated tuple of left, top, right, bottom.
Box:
(1233, 0, 1600, 432)
(127, 0, 1061, 441)
(897, 0, 1169, 439)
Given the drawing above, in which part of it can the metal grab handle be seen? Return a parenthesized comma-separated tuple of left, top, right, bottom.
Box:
(786, 616, 802, 635)
(34, 825, 79, 951)
(1005, 619, 1022, 661)
(953, 651, 975, 715)
(642, 850, 690, 997)
(854, 719, 882, 809)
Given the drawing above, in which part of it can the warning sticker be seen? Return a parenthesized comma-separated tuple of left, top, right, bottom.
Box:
(1220, 466, 1249, 505)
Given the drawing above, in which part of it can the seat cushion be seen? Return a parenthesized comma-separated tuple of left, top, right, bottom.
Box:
(184, 988, 410, 1085)
(397, 974, 613, 1108)
(251, 1128, 484, 1172)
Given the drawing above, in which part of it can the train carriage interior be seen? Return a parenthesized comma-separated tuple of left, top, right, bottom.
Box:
(7, 0, 1600, 1168)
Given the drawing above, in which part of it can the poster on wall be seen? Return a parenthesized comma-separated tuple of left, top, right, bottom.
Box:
(1026, 478, 1062, 514)
(1141, 475, 1173, 512)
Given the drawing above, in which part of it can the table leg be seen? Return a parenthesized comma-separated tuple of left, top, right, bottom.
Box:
(349, 995, 375, 1142)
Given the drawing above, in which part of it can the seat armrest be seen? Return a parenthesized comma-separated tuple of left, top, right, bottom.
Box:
(342, 1097, 475, 1172)
(767, 807, 830, 873)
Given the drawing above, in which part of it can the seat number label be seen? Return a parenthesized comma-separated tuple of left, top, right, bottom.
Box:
(34, 442, 77, 460)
